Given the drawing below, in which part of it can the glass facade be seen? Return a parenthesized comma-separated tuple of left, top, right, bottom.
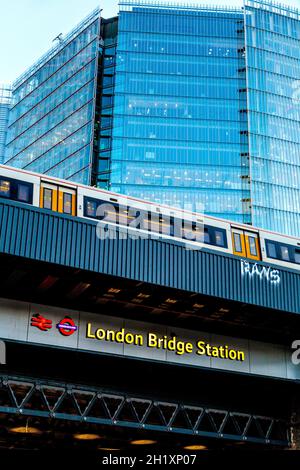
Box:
(109, 1, 250, 220)
(4, 9, 101, 184)
(3, 1, 300, 237)
(244, 0, 300, 237)
(0, 85, 11, 164)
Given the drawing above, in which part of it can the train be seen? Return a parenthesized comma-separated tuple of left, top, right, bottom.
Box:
(0, 164, 299, 271)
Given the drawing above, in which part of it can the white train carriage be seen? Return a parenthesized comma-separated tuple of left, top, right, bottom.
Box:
(0, 164, 299, 271)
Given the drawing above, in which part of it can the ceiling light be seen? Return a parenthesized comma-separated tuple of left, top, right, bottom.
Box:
(131, 439, 157, 445)
(98, 447, 120, 451)
(73, 433, 101, 440)
(183, 444, 207, 450)
(10, 426, 42, 435)
(108, 288, 121, 294)
(165, 298, 177, 304)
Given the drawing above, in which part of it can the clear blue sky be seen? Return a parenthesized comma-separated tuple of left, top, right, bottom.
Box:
(0, 0, 299, 84)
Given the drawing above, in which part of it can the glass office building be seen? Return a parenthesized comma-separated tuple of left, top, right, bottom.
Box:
(0, 85, 11, 164)
(244, 0, 300, 235)
(4, 0, 300, 236)
(5, 9, 101, 184)
(110, 1, 250, 222)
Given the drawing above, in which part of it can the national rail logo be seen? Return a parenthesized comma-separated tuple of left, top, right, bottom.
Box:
(30, 314, 78, 337)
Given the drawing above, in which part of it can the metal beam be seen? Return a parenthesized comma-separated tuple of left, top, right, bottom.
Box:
(0, 374, 289, 446)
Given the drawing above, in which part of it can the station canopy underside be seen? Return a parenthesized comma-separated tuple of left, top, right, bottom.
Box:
(0, 252, 299, 345)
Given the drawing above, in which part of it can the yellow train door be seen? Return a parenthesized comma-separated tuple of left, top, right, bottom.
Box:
(40, 182, 76, 216)
(232, 228, 261, 261)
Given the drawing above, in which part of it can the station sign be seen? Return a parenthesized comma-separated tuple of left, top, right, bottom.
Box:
(0, 297, 298, 380)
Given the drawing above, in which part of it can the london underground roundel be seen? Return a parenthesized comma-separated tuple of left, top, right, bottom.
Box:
(56, 316, 78, 336)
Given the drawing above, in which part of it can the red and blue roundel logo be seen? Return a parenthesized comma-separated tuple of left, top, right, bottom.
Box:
(56, 316, 78, 336)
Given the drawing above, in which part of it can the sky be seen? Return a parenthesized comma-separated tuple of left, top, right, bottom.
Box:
(0, 0, 299, 84)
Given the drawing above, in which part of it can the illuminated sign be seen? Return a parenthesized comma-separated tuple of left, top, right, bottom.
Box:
(86, 324, 245, 362)
(31, 314, 52, 331)
(56, 316, 78, 336)
(241, 260, 280, 285)
(0, 298, 297, 380)
(30, 314, 78, 336)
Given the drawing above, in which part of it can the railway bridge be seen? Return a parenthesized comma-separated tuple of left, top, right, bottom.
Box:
(0, 198, 300, 451)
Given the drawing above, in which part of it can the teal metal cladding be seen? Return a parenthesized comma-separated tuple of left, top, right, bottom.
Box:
(0, 199, 299, 314)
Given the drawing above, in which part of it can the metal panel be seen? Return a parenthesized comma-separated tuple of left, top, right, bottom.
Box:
(0, 200, 300, 314)
(0, 373, 290, 447)
(249, 341, 287, 378)
(0, 298, 28, 341)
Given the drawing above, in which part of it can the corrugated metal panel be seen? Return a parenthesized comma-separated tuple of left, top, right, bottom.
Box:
(0, 200, 299, 314)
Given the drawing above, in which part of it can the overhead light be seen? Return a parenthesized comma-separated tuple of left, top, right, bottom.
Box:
(67, 282, 91, 298)
(137, 293, 150, 299)
(73, 433, 101, 440)
(193, 304, 205, 309)
(108, 288, 121, 294)
(98, 447, 120, 451)
(10, 426, 42, 435)
(131, 439, 157, 445)
(38, 275, 58, 291)
(165, 298, 177, 304)
(183, 444, 207, 451)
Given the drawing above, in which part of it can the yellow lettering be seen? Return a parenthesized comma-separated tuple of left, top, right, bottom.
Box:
(148, 333, 158, 348)
(86, 323, 95, 339)
(96, 328, 105, 340)
(196, 341, 206, 355)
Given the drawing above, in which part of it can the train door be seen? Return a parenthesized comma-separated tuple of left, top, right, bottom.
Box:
(40, 182, 76, 216)
(231, 228, 261, 260)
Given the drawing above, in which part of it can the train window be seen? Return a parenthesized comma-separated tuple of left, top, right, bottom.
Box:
(17, 184, 30, 202)
(248, 236, 257, 256)
(204, 228, 210, 244)
(295, 250, 300, 264)
(280, 246, 290, 261)
(43, 188, 52, 210)
(84, 197, 117, 223)
(63, 193, 72, 214)
(0, 177, 33, 204)
(266, 241, 277, 259)
(215, 230, 225, 247)
(86, 200, 97, 217)
(0, 180, 10, 197)
(233, 233, 243, 252)
(160, 215, 173, 235)
(182, 221, 194, 240)
(119, 206, 130, 226)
